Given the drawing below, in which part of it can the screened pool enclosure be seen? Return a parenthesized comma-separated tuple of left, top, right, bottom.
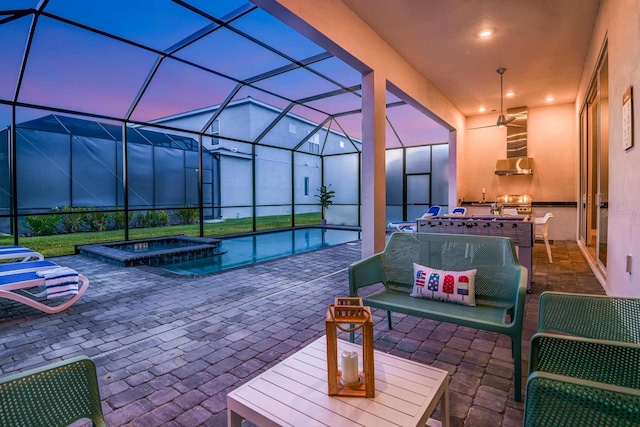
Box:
(0, 1, 450, 256)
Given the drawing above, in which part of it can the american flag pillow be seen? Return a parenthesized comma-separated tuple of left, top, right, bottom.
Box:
(410, 263, 477, 306)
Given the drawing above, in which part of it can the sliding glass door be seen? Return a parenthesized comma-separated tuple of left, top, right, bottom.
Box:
(579, 48, 608, 270)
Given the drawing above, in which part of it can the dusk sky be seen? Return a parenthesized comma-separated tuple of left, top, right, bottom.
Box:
(0, 0, 448, 148)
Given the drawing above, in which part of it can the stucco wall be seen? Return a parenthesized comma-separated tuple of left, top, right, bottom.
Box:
(461, 104, 577, 241)
(577, 0, 640, 295)
(462, 105, 576, 199)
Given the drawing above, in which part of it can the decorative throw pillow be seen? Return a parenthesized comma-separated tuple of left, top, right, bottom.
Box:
(410, 263, 477, 306)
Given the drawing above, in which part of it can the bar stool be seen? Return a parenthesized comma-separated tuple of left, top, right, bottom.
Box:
(535, 213, 554, 263)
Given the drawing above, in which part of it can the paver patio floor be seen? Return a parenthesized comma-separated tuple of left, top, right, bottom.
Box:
(0, 239, 603, 426)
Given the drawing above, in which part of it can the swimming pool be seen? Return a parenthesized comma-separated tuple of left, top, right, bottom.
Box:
(163, 227, 360, 275)
(77, 236, 224, 267)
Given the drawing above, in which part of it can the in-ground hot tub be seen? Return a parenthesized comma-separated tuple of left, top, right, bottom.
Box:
(77, 235, 226, 267)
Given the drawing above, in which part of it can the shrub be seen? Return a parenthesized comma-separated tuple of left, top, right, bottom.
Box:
(23, 214, 60, 236)
(132, 210, 170, 228)
(175, 205, 199, 225)
(150, 210, 170, 227)
(54, 206, 85, 233)
(132, 212, 149, 228)
(110, 211, 131, 230)
(81, 208, 110, 232)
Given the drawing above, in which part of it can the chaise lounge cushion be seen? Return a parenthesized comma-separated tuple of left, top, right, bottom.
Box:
(411, 262, 477, 306)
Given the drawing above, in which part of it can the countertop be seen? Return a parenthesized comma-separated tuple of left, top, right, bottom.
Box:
(421, 215, 533, 221)
(461, 201, 577, 207)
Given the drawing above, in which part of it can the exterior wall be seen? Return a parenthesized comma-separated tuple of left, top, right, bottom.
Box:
(160, 99, 358, 220)
(216, 103, 252, 143)
(219, 155, 253, 220)
(248, 102, 281, 141)
(577, 0, 640, 295)
(293, 151, 322, 214)
(152, 114, 210, 135)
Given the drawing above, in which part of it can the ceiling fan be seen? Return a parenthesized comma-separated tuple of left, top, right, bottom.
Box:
(468, 67, 523, 130)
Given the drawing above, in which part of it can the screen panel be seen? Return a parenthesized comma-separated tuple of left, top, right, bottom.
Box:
(20, 17, 156, 117)
(255, 145, 291, 205)
(16, 128, 70, 213)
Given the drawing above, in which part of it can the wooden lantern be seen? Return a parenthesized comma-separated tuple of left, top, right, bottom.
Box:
(325, 297, 374, 397)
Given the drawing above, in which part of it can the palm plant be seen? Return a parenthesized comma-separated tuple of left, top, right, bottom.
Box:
(316, 184, 335, 224)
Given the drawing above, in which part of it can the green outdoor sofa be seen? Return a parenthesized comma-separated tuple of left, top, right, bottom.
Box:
(349, 232, 528, 401)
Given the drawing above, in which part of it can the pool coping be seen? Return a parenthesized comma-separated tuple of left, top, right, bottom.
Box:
(162, 227, 362, 276)
(76, 235, 224, 267)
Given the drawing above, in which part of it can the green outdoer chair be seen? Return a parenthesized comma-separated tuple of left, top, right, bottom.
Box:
(524, 292, 640, 426)
(537, 291, 640, 342)
(0, 356, 108, 427)
(525, 371, 640, 427)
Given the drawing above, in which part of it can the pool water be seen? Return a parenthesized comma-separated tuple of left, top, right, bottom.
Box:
(163, 228, 360, 275)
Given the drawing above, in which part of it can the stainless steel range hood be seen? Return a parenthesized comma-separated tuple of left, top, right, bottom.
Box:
(495, 106, 534, 175)
(494, 157, 534, 175)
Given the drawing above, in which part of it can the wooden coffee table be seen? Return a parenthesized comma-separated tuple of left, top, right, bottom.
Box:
(227, 336, 449, 427)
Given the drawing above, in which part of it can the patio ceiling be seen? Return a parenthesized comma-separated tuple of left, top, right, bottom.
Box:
(341, 0, 601, 117)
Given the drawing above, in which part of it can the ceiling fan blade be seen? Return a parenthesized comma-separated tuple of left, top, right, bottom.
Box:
(467, 124, 498, 130)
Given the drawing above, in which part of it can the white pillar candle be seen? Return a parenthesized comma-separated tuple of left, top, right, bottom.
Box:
(340, 350, 359, 385)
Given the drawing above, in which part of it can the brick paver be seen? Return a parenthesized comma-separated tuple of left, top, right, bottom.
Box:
(0, 239, 602, 426)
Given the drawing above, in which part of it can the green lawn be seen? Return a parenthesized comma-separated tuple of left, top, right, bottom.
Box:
(1, 213, 322, 257)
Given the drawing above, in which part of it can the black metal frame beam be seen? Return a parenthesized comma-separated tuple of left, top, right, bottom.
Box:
(0, 0, 446, 248)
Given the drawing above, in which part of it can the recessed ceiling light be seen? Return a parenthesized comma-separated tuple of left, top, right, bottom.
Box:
(478, 107, 486, 112)
(506, 91, 514, 98)
(546, 96, 554, 102)
(479, 30, 492, 38)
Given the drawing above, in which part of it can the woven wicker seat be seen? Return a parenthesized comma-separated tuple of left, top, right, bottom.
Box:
(349, 232, 527, 401)
(0, 356, 108, 427)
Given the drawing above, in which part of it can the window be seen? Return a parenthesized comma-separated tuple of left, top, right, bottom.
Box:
(289, 123, 297, 134)
(304, 176, 310, 196)
(308, 132, 320, 154)
(339, 140, 345, 148)
(211, 119, 220, 145)
(309, 141, 320, 154)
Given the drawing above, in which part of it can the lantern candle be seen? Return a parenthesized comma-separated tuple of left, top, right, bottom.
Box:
(341, 351, 360, 386)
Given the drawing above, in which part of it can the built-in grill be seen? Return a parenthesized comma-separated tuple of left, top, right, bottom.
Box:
(416, 216, 534, 290)
(496, 194, 532, 215)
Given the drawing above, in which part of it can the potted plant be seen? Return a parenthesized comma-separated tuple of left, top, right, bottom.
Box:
(316, 184, 335, 225)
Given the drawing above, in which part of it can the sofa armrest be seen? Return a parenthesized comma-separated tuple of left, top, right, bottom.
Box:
(508, 265, 528, 328)
(348, 253, 385, 297)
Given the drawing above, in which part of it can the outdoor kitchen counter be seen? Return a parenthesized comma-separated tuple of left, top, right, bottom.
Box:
(461, 201, 577, 207)
(461, 203, 577, 241)
(417, 216, 534, 290)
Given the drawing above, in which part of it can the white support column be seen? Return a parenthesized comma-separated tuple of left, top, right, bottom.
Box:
(361, 71, 386, 257)
(448, 129, 458, 208)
